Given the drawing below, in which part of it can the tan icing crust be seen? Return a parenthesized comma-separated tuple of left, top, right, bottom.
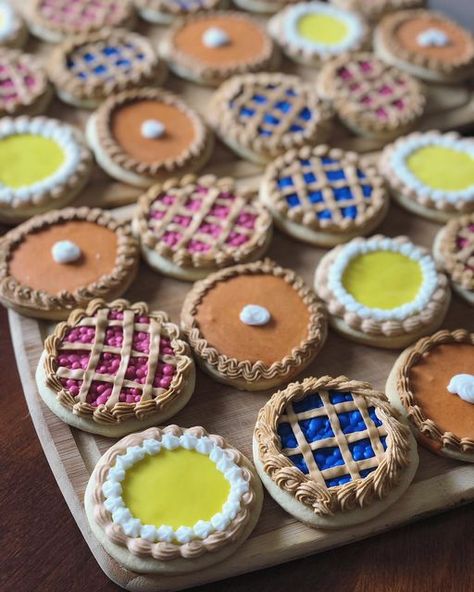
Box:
(161, 11, 277, 82)
(94, 87, 210, 178)
(134, 173, 272, 270)
(380, 130, 474, 215)
(377, 9, 474, 75)
(315, 234, 450, 337)
(396, 329, 474, 453)
(181, 258, 327, 383)
(135, 0, 221, 18)
(438, 214, 474, 291)
(49, 29, 165, 103)
(209, 72, 333, 160)
(331, 0, 424, 22)
(317, 52, 426, 135)
(43, 298, 194, 425)
(263, 144, 388, 233)
(255, 375, 411, 515)
(91, 425, 256, 560)
(0, 207, 138, 314)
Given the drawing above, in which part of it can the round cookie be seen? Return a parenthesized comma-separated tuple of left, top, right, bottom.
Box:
(181, 259, 327, 391)
(0, 117, 92, 224)
(0, 1, 28, 48)
(260, 145, 389, 247)
(314, 235, 451, 349)
(386, 329, 474, 462)
(254, 375, 419, 528)
(208, 72, 333, 165)
(135, 0, 224, 25)
(36, 299, 196, 437)
(329, 0, 425, 23)
(87, 88, 213, 188)
(433, 214, 474, 306)
(133, 174, 273, 281)
(49, 29, 167, 109)
(0, 49, 53, 117)
(160, 11, 279, 86)
(268, 1, 369, 66)
(374, 9, 474, 83)
(84, 425, 263, 574)
(380, 131, 474, 223)
(317, 52, 426, 140)
(27, 0, 136, 44)
(0, 207, 139, 320)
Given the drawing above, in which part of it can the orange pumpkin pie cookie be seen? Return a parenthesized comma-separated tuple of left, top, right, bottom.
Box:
(160, 11, 279, 86)
(0, 207, 139, 320)
(133, 174, 273, 281)
(135, 0, 224, 24)
(181, 259, 327, 391)
(87, 88, 213, 188)
(49, 29, 167, 109)
(0, 1, 28, 48)
(374, 9, 474, 83)
(386, 329, 474, 462)
(329, 0, 424, 23)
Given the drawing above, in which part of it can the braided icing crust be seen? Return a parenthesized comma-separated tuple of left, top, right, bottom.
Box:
(315, 235, 450, 337)
(255, 375, 412, 515)
(180, 258, 327, 383)
(438, 214, 474, 291)
(43, 298, 194, 425)
(0, 207, 139, 313)
(396, 329, 474, 454)
(91, 425, 256, 560)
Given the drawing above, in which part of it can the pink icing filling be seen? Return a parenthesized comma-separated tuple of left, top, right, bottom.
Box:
(39, 0, 124, 28)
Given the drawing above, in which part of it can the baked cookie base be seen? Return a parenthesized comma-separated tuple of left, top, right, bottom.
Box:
(390, 186, 472, 223)
(252, 432, 419, 528)
(84, 454, 264, 574)
(232, 0, 286, 14)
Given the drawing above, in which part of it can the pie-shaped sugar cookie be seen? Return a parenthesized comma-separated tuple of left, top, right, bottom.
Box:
(160, 11, 279, 86)
(36, 299, 196, 437)
(0, 117, 92, 224)
(386, 329, 474, 462)
(260, 144, 389, 246)
(27, 0, 136, 43)
(254, 375, 418, 528)
(133, 174, 273, 281)
(0, 1, 28, 48)
(0, 207, 139, 320)
(209, 72, 333, 164)
(135, 0, 223, 24)
(49, 30, 167, 109)
(380, 131, 474, 223)
(0, 49, 53, 117)
(87, 88, 213, 187)
(85, 425, 263, 573)
(314, 235, 451, 348)
(433, 214, 474, 306)
(181, 259, 327, 391)
(268, 2, 368, 66)
(317, 52, 426, 140)
(329, 0, 424, 22)
(374, 9, 474, 83)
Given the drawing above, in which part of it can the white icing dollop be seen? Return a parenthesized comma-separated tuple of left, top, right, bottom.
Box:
(239, 304, 271, 326)
(141, 119, 166, 139)
(51, 240, 82, 264)
(447, 374, 474, 404)
(417, 28, 450, 47)
(202, 26, 230, 48)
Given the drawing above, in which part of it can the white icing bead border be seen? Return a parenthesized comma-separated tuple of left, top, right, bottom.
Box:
(0, 118, 82, 205)
(388, 134, 474, 204)
(327, 237, 439, 321)
(102, 433, 249, 544)
(283, 2, 365, 56)
(0, 1, 16, 43)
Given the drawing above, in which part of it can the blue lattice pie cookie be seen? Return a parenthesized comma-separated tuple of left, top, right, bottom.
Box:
(253, 375, 419, 528)
(208, 72, 333, 164)
(49, 29, 167, 109)
(260, 145, 388, 246)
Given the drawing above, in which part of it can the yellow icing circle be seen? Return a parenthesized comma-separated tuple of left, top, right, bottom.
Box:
(121, 448, 230, 530)
(342, 251, 423, 309)
(406, 145, 474, 192)
(297, 14, 348, 45)
(0, 135, 65, 189)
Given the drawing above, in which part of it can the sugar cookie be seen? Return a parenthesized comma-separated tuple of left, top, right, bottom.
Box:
(135, 0, 223, 24)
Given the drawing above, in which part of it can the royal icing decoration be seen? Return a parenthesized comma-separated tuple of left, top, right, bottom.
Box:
(448, 374, 474, 404)
(51, 240, 82, 264)
(202, 27, 230, 48)
(141, 119, 166, 139)
(239, 304, 271, 326)
(0, 50, 48, 116)
(417, 28, 450, 47)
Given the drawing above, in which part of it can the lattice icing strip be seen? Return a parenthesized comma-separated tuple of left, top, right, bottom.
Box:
(37, 0, 127, 27)
(0, 59, 42, 106)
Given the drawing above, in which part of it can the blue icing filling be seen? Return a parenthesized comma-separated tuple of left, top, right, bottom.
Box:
(299, 159, 311, 166)
(103, 46, 119, 56)
(333, 186, 353, 201)
(300, 416, 334, 442)
(278, 176, 294, 188)
(239, 106, 255, 117)
(263, 113, 280, 125)
(289, 124, 303, 132)
(309, 190, 324, 204)
(286, 194, 300, 207)
(380, 435, 388, 450)
(338, 410, 366, 434)
(360, 467, 376, 478)
(329, 390, 353, 404)
(277, 422, 298, 449)
(293, 392, 324, 412)
(349, 438, 376, 461)
(275, 100, 291, 113)
(252, 94, 267, 104)
(341, 205, 358, 219)
(303, 172, 316, 183)
(317, 210, 332, 220)
(357, 168, 367, 179)
(289, 453, 308, 474)
(325, 474, 351, 488)
(362, 184, 373, 197)
(94, 64, 107, 75)
(314, 446, 344, 470)
(326, 169, 346, 181)
(299, 107, 312, 121)
(368, 406, 382, 427)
